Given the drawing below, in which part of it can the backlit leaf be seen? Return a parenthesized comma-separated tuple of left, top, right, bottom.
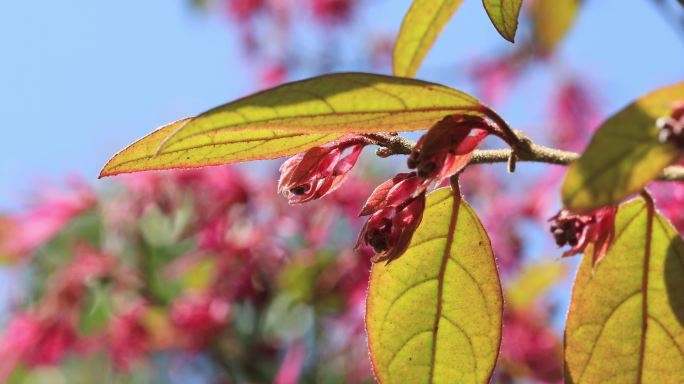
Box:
(393, 1, 464, 78)
(506, 261, 566, 310)
(100, 73, 489, 177)
(482, 0, 523, 42)
(529, 0, 580, 55)
(565, 197, 684, 382)
(562, 82, 684, 211)
(366, 187, 502, 383)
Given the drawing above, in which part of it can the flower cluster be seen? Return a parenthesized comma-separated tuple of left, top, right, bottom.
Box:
(549, 206, 617, 265)
(277, 113, 497, 264)
(355, 173, 425, 263)
(0, 165, 376, 382)
(657, 102, 684, 148)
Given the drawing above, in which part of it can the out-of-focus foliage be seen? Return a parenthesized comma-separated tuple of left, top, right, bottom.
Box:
(528, 0, 581, 56)
(0, 166, 377, 383)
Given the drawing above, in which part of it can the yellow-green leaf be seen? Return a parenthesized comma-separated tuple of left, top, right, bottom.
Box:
(393, 1, 464, 78)
(529, 0, 580, 55)
(506, 261, 566, 310)
(366, 187, 502, 383)
(562, 82, 684, 211)
(565, 197, 684, 383)
(100, 73, 488, 177)
(482, 0, 523, 42)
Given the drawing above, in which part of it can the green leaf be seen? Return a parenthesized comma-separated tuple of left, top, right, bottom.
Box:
(100, 73, 489, 177)
(506, 261, 566, 310)
(562, 82, 684, 211)
(529, 0, 580, 55)
(78, 285, 113, 335)
(366, 187, 502, 383)
(393, 1, 464, 78)
(565, 197, 684, 382)
(482, 0, 523, 42)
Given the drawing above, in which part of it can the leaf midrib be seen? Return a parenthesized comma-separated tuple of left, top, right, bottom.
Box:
(427, 191, 461, 383)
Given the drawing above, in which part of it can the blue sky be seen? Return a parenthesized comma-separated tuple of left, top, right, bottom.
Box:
(0, 0, 683, 211)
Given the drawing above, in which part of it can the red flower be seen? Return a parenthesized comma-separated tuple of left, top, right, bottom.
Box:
(549, 206, 617, 266)
(356, 173, 425, 263)
(550, 79, 601, 151)
(501, 311, 563, 383)
(278, 136, 370, 204)
(170, 293, 231, 348)
(407, 115, 491, 188)
(0, 313, 78, 380)
(273, 342, 306, 384)
(311, 0, 354, 23)
(1, 180, 95, 259)
(227, 0, 265, 20)
(657, 101, 684, 148)
(108, 302, 151, 372)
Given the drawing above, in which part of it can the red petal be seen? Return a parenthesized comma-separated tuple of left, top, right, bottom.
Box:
(359, 173, 414, 216)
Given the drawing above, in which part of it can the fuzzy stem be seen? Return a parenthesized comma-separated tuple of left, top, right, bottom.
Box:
(364, 132, 684, 182)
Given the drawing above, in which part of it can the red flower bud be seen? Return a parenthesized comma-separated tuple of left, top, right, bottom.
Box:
(408, 115, 491, 187)
(278, 136, 370, 204)
(657, 101, 684, 149)
(549, 206, 617, 266)
(356, 173, 425, 263)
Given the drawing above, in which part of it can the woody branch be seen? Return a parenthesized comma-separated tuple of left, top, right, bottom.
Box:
(364, 132, 684, 182)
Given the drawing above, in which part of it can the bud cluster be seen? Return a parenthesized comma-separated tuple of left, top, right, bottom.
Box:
(657, 102, 684, 148)
(548, 206, 617, 265)
(407, 115, 492, 186)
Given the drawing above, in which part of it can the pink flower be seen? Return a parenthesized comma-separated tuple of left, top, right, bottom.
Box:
(470, 56, 521, 104)
(0, 313, 78, 380)
(311, 0, 354, 23)
(227, 0, 265, 20)
(1, 180, 95, 259)
(108, 302, 151, 372)
(356, 173, 425, 263)
(278, 136, 370, 204)
(549, 206, 617, 266)
(43, 245, 120, 311)
(407, 116, 491, 188)
(501, 311, 563, 383)
(273, 342, 306, 384)
(550, 79, 601, 151)
(170, 293, 231, 348)
(653, 181, 684, 234)
(260, 63, 287, 88)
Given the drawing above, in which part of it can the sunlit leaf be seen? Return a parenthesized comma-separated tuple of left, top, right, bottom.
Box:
(393, 1, 464, 78)
(181, 258, 217, 292)
(529, 0, 580, 55)
(562, 82, 684, 211)
(565, 197, 684, 382)
(506, 261, 566, 310)
(482, 0, 523, 42)
(366, 187, 502, 383)
(100, 73, 489, 177)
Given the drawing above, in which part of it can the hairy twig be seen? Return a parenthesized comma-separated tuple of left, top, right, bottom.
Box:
(364, 132, 684, 182)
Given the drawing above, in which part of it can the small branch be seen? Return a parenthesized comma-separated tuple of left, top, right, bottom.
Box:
(648, 0, 684, 44)
(364, 132, 684, 182)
